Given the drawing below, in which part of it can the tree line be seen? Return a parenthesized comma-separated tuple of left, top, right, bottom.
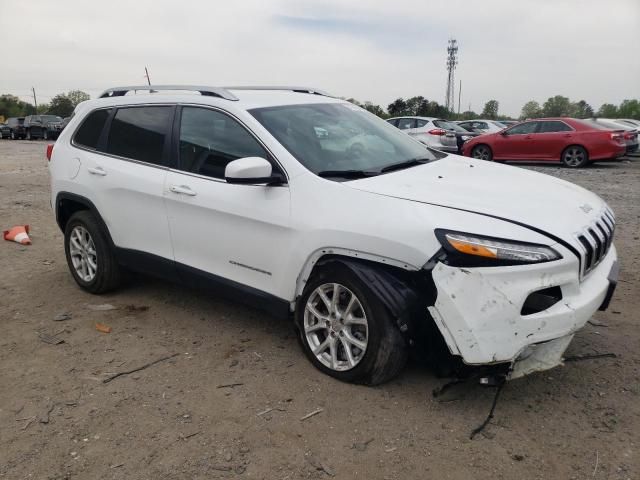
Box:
(3, 90, 638, 123)
(0, 90, 90, 120)
(348, 96, 640, 121)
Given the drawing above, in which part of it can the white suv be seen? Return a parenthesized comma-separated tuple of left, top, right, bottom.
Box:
(48, 85, 618, 385)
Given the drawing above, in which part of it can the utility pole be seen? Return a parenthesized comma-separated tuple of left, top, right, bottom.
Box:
(144, 67, 151, 86)
(457, 80, 462, 116)
(31, 87, 38, 113)
(445, 39, 458, 114)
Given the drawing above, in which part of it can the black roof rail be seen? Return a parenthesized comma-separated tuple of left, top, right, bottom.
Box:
(98, 85, 239, 101)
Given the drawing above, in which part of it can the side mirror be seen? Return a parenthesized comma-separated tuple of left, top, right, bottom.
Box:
(224, 157, 285, 185)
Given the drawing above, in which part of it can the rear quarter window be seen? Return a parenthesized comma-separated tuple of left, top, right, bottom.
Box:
(74, 109, 111, 150)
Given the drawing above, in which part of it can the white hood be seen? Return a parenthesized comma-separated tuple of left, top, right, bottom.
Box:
(348, 155, 608, 244)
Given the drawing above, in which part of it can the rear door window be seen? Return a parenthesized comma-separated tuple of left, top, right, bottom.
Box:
(397, 118, 416, 130)
(74, 109, 111, 150)
(106, 106, 173, 165)
(386, 119, 399, 127)
(539, 121, 573, 133)
(416, 119, 429, 128)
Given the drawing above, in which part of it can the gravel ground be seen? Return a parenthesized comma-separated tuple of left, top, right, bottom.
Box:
(1, 140, 639, 480)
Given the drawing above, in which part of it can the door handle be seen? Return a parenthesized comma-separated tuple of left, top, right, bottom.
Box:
(169, 185, 197, 196)
(525, 135, 532, 139)
(563, 133, 572, 137)
(87, 166, 107, 176)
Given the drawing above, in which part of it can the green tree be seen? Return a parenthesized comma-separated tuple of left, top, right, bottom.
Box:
(520, 100, 542, 120)
(387, 98, 408, 117)
(460, 110, 478, 120)
(542, 95, 572, 117)
(405, 96, 425, 116)
(0, 94, 35, 118)
(66, 90, 90, 108)
(597, 103, 618, 117)
(48, 94, 74, 117)
(617, 99, 640, 119)
(570, 100, 594, 119)
(481, 100, 499, 119)
(362, 101, 386, 118)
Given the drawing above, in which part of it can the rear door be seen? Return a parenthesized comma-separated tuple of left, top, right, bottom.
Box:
(531, 120, 574, 160)
(492, 121, 539, 159)
(164, 105, 292, 297)
(74, 105, 174, 261)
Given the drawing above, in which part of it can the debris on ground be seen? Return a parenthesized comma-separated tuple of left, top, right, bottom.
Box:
(95, 322, 112, 334)
(352, 438, 375, 452)
(38, 332, 64, 345)
(300, 408, 324, 421)
(53, 312, 72, 322)
(88, 303, 117, 311)
(564, 353, 617, 362)
(124, 304, 150, 313)
(3, 225, 31, 245)
(102, 353, 179, 383)
(470, 380, 506, 440)
(216, 382, 244, 389)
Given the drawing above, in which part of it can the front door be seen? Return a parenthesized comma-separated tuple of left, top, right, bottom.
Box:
(493, 121, 539, 159)
(164, 106, 292, 298)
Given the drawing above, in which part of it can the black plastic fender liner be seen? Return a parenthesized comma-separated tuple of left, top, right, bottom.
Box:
(315, 256, 436, 337)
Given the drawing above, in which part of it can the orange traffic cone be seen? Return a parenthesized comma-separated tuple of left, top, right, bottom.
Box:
(3, 225, 31, 245)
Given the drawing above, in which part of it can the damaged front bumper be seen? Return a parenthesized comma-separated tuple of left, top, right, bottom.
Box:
(427, 245, 618, 379)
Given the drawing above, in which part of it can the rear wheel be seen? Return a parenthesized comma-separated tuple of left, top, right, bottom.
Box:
(471, 144, 493, 161)
(295, 263, 408, 385)
(64, 211, 121, 293)
(561, 145, 588, 168)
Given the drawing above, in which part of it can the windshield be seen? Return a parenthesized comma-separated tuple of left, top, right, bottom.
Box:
(41, 115, 63, 122)
(249, 103, 440, 176)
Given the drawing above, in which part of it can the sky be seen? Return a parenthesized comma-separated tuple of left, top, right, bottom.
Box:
(1, 0, 638, 117)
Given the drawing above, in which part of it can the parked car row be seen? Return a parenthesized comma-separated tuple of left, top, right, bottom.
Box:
(387, 114, 637, 168)
(1, 115, 67, 140)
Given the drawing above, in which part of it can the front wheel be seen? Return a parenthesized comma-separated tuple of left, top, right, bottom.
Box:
(295, 263, 408, 385)
(561, 145, 589, 168)
(471, 144, 493, 161)
(64, 211, 121, 294)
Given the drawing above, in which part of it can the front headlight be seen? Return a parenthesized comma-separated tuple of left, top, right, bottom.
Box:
(435, 230, 561, 266)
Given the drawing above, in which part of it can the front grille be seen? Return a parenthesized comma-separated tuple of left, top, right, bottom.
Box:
(576, 209, 615, 278)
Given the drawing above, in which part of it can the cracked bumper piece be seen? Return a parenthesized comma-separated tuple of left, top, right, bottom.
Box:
(427, 245, 617, 374)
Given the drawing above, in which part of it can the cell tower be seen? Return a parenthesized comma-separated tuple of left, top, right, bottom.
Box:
(445, 38, 458, 113)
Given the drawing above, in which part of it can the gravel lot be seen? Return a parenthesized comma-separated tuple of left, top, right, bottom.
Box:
(1, 140, 639, 480)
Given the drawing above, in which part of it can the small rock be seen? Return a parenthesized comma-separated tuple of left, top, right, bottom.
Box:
(235, 465, 246, 474)
(229, 359, 239, 368)
(239, 445, 250, 454)
(53, 313, 72, 322)
(224, 452, 233, 462)
(512, 454, 525, 461)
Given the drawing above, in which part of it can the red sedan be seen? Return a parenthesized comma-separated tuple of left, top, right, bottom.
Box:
(461, 118, 627, 168)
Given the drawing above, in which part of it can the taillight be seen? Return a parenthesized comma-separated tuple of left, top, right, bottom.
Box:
(46, 144, 54, 161)
(623, 132, 635, 140)
(428, 128, 447, 136)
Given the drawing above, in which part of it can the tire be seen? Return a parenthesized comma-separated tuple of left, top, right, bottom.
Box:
(471, 144, 493, 161)
(561, 145, 589, 168)
(64, 210, 121, 294)
(295, 263, 408, 385)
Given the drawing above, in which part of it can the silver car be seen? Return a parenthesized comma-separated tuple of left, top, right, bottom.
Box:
(457, 119, 508, 134)
(386, 116, 458, 152)
(588, 118, 639, 154)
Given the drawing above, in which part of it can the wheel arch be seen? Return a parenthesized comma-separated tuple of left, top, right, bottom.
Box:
(55, 192, 115, 248)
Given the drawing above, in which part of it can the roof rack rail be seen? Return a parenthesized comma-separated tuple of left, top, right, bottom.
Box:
(98, 85, 239, 101)
(224, 86, 333, 97)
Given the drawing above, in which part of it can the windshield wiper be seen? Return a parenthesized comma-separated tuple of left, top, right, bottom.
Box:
(379, 157, 431, 173)
(317, 169, 379, 179)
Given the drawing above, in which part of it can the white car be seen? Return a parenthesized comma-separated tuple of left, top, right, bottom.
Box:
(48, 85, 618, 385)
(386, 116, 458, 152)
(457, 119, 508, 134)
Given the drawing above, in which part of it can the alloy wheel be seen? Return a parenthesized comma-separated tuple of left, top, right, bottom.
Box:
(472, 146, 490, 160)
(563, 147, 585, 167)
(303, 283, 369, 371)
(69, 226, 98, 282)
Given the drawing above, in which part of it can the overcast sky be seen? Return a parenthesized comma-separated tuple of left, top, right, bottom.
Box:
(1, 0, 638, 117)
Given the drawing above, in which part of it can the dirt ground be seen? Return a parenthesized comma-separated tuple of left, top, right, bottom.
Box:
(0, 140, 638, 480)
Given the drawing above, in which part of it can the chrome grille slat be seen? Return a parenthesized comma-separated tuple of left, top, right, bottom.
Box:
(576, 210, 615, 279)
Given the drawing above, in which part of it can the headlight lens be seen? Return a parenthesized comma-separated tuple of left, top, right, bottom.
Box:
(435, 230, 561, 266)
